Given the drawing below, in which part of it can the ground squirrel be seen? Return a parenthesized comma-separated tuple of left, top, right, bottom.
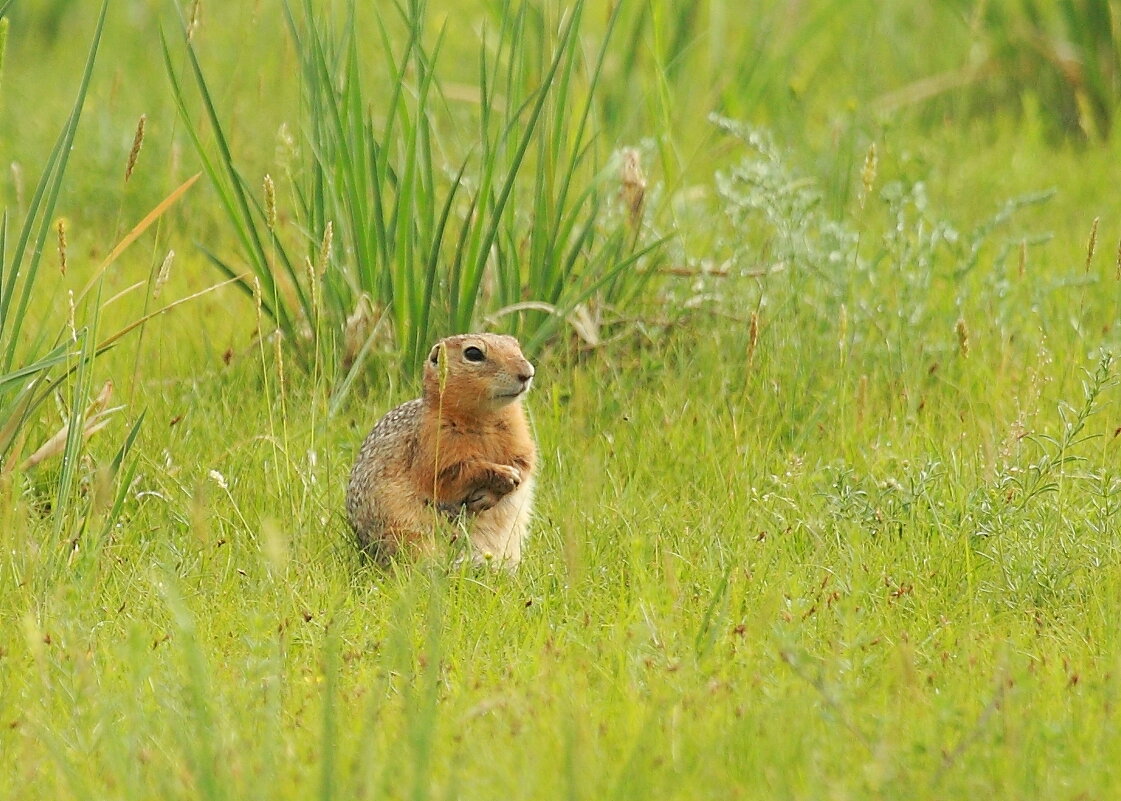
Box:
(346, 333, 537, 566)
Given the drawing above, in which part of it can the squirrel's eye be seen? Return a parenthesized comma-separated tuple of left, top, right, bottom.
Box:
(463, 346, 485, 362)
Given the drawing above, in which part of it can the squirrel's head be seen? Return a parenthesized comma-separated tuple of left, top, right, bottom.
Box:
(423, 333, 535, 414)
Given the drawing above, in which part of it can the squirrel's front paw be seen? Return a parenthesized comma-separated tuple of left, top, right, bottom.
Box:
(458, 466, 522, 513)
(489, 464, 522, 494)
(461, 488, 500, 513)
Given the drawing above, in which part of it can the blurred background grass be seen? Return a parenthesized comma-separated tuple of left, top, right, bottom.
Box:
(5, 1, 1121, 798)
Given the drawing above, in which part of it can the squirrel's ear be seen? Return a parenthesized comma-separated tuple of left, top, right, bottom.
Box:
(428, 346, 441, 365)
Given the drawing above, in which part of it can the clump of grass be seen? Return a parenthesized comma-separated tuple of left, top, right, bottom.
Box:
(0, 2, 230, 546)
(0, 0, 108, 482)
(165, 0, 665, 389)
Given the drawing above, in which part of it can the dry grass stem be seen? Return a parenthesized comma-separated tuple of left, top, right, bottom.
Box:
(274, 328, 286, 400)
(21, 382, 119, 471)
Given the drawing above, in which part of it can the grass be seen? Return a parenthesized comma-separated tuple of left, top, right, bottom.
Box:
(5, 0, 1121, 799)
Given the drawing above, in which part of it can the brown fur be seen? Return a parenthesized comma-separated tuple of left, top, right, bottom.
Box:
(346, 334, 537, 565)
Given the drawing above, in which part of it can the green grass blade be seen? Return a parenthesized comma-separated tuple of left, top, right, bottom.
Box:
(1, 0, 107, 372)
(456, 3, 586, 332)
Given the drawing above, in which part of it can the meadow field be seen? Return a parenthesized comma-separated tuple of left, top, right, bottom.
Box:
(4, 0, 1121, 798)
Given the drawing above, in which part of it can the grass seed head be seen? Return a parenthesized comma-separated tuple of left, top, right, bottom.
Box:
(1085, 216, 1099, 272)
(124, 114, 146, 183)
(304, 256, 318, 321)
(955, 316, 970, 358)
(56, 219, 67, 276)
(67, 289, 77, 343)
(859, 142, 877, 209)
(263, 174, 277, 231)
(188, 0, 202, 41)
(252, 274, 263, 332)
(154, 250, 175, 299)
(619, 148, 646, 229)
(317, 221, 333, 277)
(208, 469, 228, 492)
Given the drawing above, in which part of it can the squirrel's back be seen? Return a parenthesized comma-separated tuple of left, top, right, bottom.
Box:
(345, 398, 425, 554)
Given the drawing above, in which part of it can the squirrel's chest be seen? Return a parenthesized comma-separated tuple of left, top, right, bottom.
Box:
(435, 422, 511, 460)
(430, 416, 531, 461)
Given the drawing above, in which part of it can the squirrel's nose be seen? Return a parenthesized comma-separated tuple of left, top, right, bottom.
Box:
(517, 363, 535, 383)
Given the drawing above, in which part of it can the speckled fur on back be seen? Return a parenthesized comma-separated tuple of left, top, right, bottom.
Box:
(345, 334, 537, 565)
(345, 399, 425, 558)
